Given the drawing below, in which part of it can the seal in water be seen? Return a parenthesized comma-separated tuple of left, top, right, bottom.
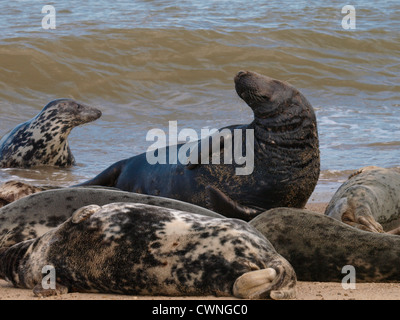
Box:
(0, 99, 101, 168)
(324, 166, 400, 233)
(0, 202, 296, 299)
(77, 71, 320, 220)
(250, 207, 400, 282)
(0, 186, 222, 248)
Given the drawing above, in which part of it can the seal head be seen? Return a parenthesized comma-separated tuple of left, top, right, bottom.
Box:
(235, 70, 296, 116)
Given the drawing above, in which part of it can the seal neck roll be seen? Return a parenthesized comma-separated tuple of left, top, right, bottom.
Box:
(31, 114, 74, 139)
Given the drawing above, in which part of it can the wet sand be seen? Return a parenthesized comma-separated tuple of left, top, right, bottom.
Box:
(1, 202, 399, 300)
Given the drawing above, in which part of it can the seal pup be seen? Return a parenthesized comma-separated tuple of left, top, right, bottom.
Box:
(0, 99, 102, 168)
(250, 207, 400, 282)
(77, 71, 320, 220)
(0, 203, 297, 299)
(324, 166, 400, 233)
(0, 186, 222, 248)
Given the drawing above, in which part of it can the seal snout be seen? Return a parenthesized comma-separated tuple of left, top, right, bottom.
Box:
(234, 70, 274, 108)
(73, 102, 102, 124)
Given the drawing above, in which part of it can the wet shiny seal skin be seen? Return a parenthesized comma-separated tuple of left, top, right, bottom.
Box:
(0, 186, 222, 248)
(250, 208, 400, 282)
(0, 99, 102, 168)
(324, 166, 400, 234)
(0, 203, 296, 299)
(78, 71, 320, 220)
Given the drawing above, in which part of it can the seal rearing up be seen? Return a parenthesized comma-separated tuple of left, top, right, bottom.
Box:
(0, 99, 102, 168)
(78, 71, 320, 220)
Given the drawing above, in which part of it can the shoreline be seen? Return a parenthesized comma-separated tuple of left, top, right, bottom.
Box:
(2, 201, 400, 300)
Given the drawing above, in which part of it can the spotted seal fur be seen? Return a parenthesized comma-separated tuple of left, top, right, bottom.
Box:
(250, 207, 400, 282)
(77, 71, 320, 220)
(0, 181, 56, 208)
(0, 186, 222, 248)
(324, 166, 400, 233)
(0, 203, 296, 299)
(0, 99, 101, 168)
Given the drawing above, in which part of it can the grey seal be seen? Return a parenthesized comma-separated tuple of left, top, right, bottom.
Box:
(0, 186, 222, 248)
(77, 71, 320, 220)
(250, 207, 400, 282)
(0, 99, 101, 168)
(0, 203, 296, 299)
(0, 181, 54, 208)
(324, 166, 400, 233)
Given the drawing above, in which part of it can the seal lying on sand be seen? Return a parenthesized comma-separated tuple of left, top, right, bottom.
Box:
(324, 166, 400, 233)
(250, 207, 400, 282)
(0, 181, 55, 208)
(78, 71, 320, 220)
(0, 186, 222, 248)
(0, 99, 101, 168)
(0, 203, 296, 299)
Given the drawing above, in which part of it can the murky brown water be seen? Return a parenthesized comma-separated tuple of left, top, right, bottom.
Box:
(0, 0, 399, 200)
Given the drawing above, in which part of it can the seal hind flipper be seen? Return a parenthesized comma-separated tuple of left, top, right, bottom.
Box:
(206, 185, 261, 220)
(76, 159, 127, 187)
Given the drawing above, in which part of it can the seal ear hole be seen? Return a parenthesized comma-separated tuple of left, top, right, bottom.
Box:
(71, 205, 101, 224)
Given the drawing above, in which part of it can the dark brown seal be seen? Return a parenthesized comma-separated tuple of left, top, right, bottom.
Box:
(77, 71, 320, 220)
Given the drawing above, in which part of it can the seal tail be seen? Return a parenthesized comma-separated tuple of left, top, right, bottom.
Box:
(233, 258, 297, 300)
(75, 159, 127, 188)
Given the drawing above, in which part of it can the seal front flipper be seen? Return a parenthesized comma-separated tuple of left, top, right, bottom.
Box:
(75, 159, 127, 188)
(33, 283, 69, 297)
(326, 194, 384, 233)
(206, 185, 261, 220)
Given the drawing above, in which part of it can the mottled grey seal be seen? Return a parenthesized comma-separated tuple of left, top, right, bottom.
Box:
(0, 181, 56, 208)
(0, 203, 296, 299)
(250, 207, 400, 282)
(0, 99, 101, 168)
(324, 166, 400, 233)
(0, 186, 222, 248)
(77, 71, 320, 220)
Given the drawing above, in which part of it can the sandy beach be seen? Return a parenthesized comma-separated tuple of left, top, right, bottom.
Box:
(1, 201, 399, 301)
